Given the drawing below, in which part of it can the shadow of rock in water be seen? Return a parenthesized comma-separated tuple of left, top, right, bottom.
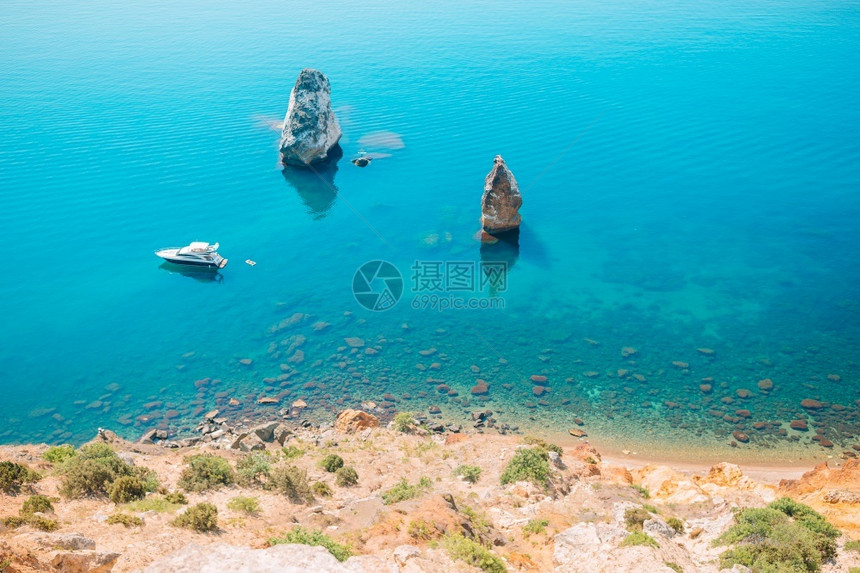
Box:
(481, 229, 519, 297)
(281, 145, 343, 220)
(480, 228, 520, 270)
(516, 222, 552, 270)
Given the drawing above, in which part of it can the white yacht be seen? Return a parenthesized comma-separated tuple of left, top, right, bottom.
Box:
(155, 242, 228, 269)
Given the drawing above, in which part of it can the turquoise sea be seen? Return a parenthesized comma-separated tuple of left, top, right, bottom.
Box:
(2, 0, 858, 461)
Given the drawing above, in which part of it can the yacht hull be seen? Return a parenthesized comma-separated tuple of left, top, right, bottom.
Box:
(155, 246, 228, 269)
(158, 257, 222, 269)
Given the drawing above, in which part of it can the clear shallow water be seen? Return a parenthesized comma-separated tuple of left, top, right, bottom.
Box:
(1, 0, 859, 460)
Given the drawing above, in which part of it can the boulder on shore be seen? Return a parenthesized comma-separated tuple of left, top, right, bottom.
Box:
(52, 551, 120, 573)
(481, 155, 522, 235)
(334, 409, 379, 433)
(144, 543, 388, 573)
(280, 69, 342, 167)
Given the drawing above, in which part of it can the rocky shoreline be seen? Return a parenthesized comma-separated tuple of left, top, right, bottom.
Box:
(136, 404, 499, 452)
(78, 310, 855, 467)
(1, 408, 859, 572)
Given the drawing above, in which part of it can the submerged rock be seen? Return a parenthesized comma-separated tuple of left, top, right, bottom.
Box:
(732, 430, 750, 443)
(757, 378, 774, 391)
(279, 69, 342, 167)
(471, 380, 489, 395)
(480, 155, 522, 235)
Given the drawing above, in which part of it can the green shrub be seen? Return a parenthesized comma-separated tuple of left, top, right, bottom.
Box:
(172, 503, 218, 532)
(407, 518, 441, 540)
(584, 456, 598, 465)
(544, 443, 563, 456)
(43, 444, 76, 464)
(21, 494, 54, 515)
(178, 454, 235, 492)
(523, 518, 549, 535)
(164, 491, 188, 505)
(107, 513, 143, 528)
(227, 496, 260, 514)
(312, 482, 333, 498)
(442, 533, 506, 573)
(123, 496, 182, 513)
(631, 484, 651, 499)
(716, 498, 841, 572)
(1, 516, 27, 529)
(642, 504, 659, 514)
(57, 443, 137, 499)
(8, 495, 59, 531)
(768, 497, 840, 559)
(236, 452, 271, 487)
(455, 465, 483, 484)
(267, 465, 313, 503)
(5, 514, 58, 532)
(0, 461, 41, 495)
(132, 465, 160, 493)
(523, 436, 563, 457)
(109, 476, 146, 504)
(319, 454, 344, 473)
(664, 562, 682, 573)
(335, 466, 359, 487)
(59, 460, 119, 498)
(462, 505, 491, 538)
(78, 443, 126, 467)
(281, 445, 304, 460)
(666, 516, 685, 534)
(381, 477, 431, 505)
(500, 449, 551, 487)
(394, 412, 416, 433)
(270, 527, 352, 562)
(621, 532, 659, 548)
(845, 540, 860, 552)
(26, 516, 58, 532)
(625, 507, 651, 532)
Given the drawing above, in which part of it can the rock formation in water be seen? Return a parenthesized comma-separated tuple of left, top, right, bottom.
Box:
(480, 155, 522, 235)
(279, 68, 342, 167)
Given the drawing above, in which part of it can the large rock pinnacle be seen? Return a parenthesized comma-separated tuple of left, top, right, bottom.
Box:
(480, 155, 522, 235)
(279, 69, 342, 167)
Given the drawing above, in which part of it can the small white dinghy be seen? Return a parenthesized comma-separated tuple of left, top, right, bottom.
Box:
(155, 242, 228, 269)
